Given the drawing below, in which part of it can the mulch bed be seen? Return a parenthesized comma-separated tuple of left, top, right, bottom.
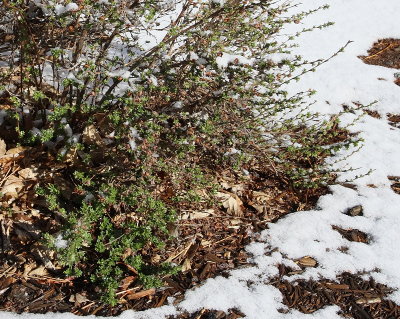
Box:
(3, 149, 400, 319)
(388, 176, 400, 195)
(0, 142, 326, 316)
(359, 38, 400, 86)
(274, 270, 400, 319)
(174, 309, 245, 319)
(1, 38, 400, 318)
(176, 38, 400, 319)
(387, 114, 400, 129)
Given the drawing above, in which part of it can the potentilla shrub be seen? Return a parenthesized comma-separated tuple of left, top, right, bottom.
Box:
(0, 0, 361, 304)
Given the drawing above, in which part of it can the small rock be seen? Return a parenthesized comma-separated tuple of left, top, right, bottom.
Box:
(345, 205, 363, 217)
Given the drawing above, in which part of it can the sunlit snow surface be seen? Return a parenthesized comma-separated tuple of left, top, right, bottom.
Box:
(3, 0, 400, 318)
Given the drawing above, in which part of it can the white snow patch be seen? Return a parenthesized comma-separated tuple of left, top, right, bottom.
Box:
(216, 52, 253, 68)
(55, 3, 79, 16)
(55, 234, 68, 249)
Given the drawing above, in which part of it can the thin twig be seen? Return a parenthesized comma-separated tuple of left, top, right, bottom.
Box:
(364, 43, 392, 60)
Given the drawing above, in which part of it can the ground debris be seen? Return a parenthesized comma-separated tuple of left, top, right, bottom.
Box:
(359, 38, 400, 86)
(274, 270, 399, 319)
(345, 205, 363, 217)
(388, 176, 400, 195)
(295, 256, 318, 268)
(387, 114, 400, 129)
(332, 226, 370, 243)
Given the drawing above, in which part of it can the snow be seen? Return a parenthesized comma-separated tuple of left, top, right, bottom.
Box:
(55, 3, 79, 16)
(216, 53, 253, 69)
(2, 0, 400, 318)
(128, 127, 141, 151)
(55, 234, 68, 249)
(64, 124, 73, 137)
(107, 70, 131, 80)
(172, 101, 183, 109)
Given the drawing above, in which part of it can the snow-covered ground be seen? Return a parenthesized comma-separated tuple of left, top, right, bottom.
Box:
(3, 0, 400, 318)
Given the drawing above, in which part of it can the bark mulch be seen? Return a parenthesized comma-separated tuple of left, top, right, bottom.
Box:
(388, 176, 400, 195)
(274, 270, 400, 319)
(1, 38, 399, 319)
(359, 38, 400, 86)
(387, 114, 400, 129)
(0, 143, 326, 316)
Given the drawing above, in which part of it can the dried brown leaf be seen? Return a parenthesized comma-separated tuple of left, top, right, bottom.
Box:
(180, 209, 214, 220)
(1, 175, 24, 198)
(64, 147, 80, 166)
(253, 190, 272, 203)
(0, 139, 6, 156)
(22, 263, 37, 278)
(120, 276, 136, 291)
(28, 266, 48, 277)
(18, 167, 38, 180)
(181, 258, 192, 272)
(248, 202, 264, 214)
(82, 125, 105, 146)
(216, 191, 244, 217)
(0, 277, 16, 290)
(75, 293, 90, 304)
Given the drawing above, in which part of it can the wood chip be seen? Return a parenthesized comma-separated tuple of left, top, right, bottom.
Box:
(126, 288, 155, 300)
(0, 138, 6, 156)
(356, 296, 381, 304)
(324, 283, 350, 290)
(204, 253, 225, 263)
(296, 256, 317, 268)
(0, 277, 16, 290)
(345, 205, 363, 217)
(120, 276, 136, 291)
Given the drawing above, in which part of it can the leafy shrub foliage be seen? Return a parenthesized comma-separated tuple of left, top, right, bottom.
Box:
(0, 0, 360, 304)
